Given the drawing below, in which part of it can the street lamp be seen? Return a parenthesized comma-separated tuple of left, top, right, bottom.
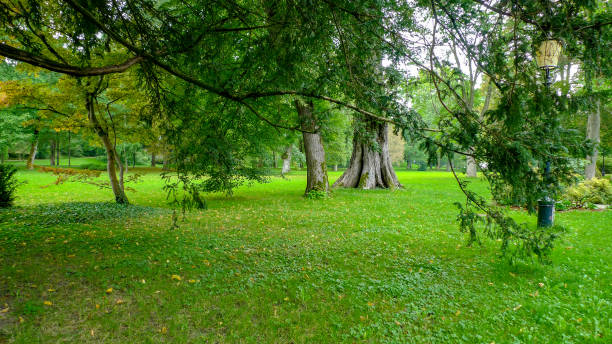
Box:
(535, 39, 562, 227)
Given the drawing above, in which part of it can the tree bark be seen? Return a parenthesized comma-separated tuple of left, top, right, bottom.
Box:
(295, 99, 329, 194)
(281, 145, 292, 176)
(67, 131, 71, 167)
(55, 132, 60, 166)
(49, 140, 55, 166)
(333, 164, 338, 172)
(26, 129, 39, 170)
(333, 121, 401, 189)
(86, 93, 129, 204)
(151, 153, 156, 167)
(585, 98, 601, 180)
(466, 156, 477, 177)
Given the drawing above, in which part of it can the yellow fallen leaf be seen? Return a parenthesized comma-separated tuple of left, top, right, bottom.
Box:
(95, 304, 100, 309)
(455, 310, 461, 316)
(188, 279, 196, 284)
(513, 304, 522, 311)
(160, 326, 167, 334)
(0, 307, 8, 313)
(577, 318, 582, 323)
(116, 299, 125, 305)
(43, 301, 52, 306)
(19, 316, 24, 323)
(47, 289, 56, 292)
(106, 288, 113, 294)
(367, 301, 375, 307)
(283, 297, 289, 301)
(171, 274, 182, 281)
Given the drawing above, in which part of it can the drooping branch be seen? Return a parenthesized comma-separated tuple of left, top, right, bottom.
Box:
(0, 44, 143, 76)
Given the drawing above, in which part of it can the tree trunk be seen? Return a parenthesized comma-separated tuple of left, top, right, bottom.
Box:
(281, 146, 292, 176)
(67, 131, 71, 167)
(585, 98, 601, 180)
(333, 121, 401, 189)
(333, 164, 338, 172)
(295, 99, 329, 194)
(49, 140, 55, 166)
(86, 93, 129, 204)
(272, 151, 278, 169)
(446, 159, 451, 172)
(466, 156, 477, 177)
(151, 153, 156, 167)
(55, 132, 60, 166)
(26, 129, 39, 170)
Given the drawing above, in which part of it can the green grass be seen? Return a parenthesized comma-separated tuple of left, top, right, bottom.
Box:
(0, 169, 610, 343)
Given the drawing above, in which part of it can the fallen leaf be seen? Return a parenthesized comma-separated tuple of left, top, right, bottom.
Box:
(106, 288, 113, 294)
(43, 301, 52, 306)
(455, 310, 461, 316)
(513, 304, 522, 311)
(171, 274, 182, 281)
(160, 326, 167, 334)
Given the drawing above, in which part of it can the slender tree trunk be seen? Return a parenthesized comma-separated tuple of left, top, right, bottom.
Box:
(446, 159, 451, 172)
(26, 129, 39, 170)
(333, 121, 401, 189)
(272, 151, 278, 169)
(295, 99, 329, 194)
(123, 146, 129, 174)
(585, 98, 601, 180)
(67, 131, 71, 167)
(151, 153, 156, 167)
(281, 146, 292, 176)
(55, 132, 60, 166)
(86, 93, 129, 204)
(49, 140, 55, 166)
(333, 164, 338, 172)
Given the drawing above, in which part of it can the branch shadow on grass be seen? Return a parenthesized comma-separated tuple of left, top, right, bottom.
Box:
(0, 201, 168, 228)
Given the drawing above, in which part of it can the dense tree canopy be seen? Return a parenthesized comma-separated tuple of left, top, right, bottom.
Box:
(1, 0, 610, 259)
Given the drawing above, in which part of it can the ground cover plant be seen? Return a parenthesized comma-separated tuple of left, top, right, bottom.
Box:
(0, 167, 609, 343)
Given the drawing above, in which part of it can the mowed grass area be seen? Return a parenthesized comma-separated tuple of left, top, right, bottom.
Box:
(0, 166, 610, 343)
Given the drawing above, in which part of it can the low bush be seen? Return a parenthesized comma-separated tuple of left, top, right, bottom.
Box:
(0, 164, 19, 208)
(561, 178, 612, 209)
(80, 162, 107, 171)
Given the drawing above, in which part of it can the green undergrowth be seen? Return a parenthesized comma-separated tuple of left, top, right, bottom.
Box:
(0, 169, 609, 343)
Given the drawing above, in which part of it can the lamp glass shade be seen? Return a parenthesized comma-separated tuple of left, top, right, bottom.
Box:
(536, 40, 562, 69)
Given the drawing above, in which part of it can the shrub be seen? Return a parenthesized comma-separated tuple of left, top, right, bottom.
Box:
(80, 162, 107, 171)
(0, 164, 19, 208)
(562, 178, 612, 208)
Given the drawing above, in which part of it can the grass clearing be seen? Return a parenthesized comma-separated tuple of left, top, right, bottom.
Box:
(0, 167, 610, 343)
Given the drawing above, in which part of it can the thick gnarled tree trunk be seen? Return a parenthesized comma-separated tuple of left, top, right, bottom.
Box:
(585, 98, 600, 180)
(26, 129, 39, 170)
(295, 99, 329, 194)
(86, 93, 129, 204)
(333, 121, 401, 189)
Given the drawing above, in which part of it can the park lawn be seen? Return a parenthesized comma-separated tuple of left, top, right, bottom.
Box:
(0, 169, 610, 343)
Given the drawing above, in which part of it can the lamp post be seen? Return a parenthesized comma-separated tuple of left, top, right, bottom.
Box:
(535, 39, 562, 227)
